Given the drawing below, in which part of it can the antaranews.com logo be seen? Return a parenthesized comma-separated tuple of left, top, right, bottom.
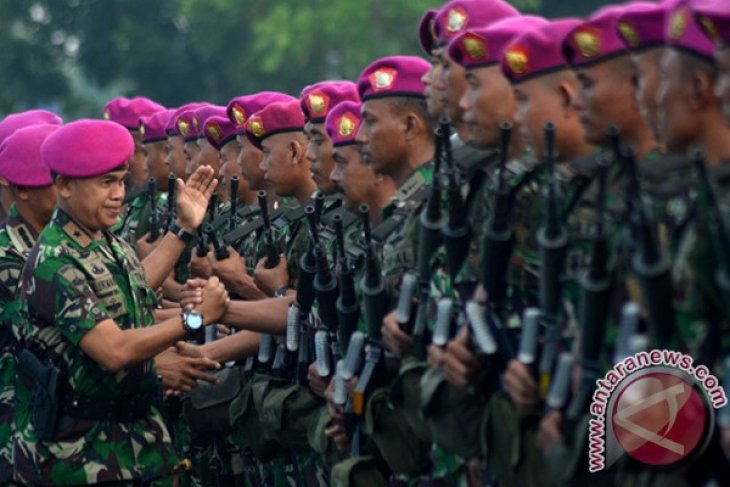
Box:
(588, 349, 727, 471)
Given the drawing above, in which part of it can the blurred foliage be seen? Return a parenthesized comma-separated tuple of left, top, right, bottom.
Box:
(0, 0, 611, 120)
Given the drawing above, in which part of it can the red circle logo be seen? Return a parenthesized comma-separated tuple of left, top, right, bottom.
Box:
(611, 371, 707, 466)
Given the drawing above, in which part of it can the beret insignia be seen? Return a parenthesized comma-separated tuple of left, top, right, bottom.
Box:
(248, 117, 265, 138)
(307, 93, 329, 116)
(574, 28, 602, 58)
(446, 7, 468, 33)
(670, 9, 687, 40)
(231, 105, 247, 125)
(369, 67, 398, 91)
(206, 123, 223, 142)
(618, 21, 639, 48)
(505, 46, 529, 75)
(103, 110, 111, 120)
(177, 119, 190, 137)
(338, 112, 357, 137)
(461, 33, 487, 60)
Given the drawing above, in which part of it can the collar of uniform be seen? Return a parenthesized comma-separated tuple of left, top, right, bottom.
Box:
(52, 208, 98, 249)
(5, 204, 39, 256)
(386, 160, 435, 211)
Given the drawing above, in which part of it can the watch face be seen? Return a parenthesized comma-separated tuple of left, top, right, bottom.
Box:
(185, 312, 204, 330)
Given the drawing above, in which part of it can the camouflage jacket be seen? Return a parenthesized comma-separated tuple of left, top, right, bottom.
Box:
(0, 205, 38, 483)
(13, 208, 176, 485)
(117, 190, 169, 246)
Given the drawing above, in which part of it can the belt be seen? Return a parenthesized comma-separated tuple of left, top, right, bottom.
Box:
(61, 390, 156, 422)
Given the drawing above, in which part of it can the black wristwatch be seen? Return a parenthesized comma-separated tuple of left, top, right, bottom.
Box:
(181, 309, 204, 334)
(169, 222, 195, 244)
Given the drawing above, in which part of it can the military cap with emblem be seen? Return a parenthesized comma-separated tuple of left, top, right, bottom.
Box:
(665, 0, 717, 60)
(226, 92, 298, 133)
(0, 110, 62, 144)
(103, 96, 166, 130)
(41, 119, 134, 178)
(299, 81, 359, 124)
(140, 109, 174, 144)
(448, 15, 549, 69)
(615, 1, 679, 52)
(324, 100, 363, 147)
(244, 99, 306, 149)
(500, 18, 582, 84)
(418, 8, 439, 54)
(202, 115, 238, 151)
(357, 55, 432, 101)
(692, 0, 730, 47)
(561, 4, 642, 67)
(0, 124, 60, 187)
(165, 102, 208, 136)
(431, 0, 521, 50)
(190, 105, 227, 142)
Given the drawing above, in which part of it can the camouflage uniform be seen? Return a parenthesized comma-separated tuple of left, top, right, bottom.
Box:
(117, 190, 168, 246)
(13, 208, 177, 486)
(0, 205, 39, 484)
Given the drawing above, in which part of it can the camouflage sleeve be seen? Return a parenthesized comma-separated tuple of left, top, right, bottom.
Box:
(28, 258, 111, 346)
(0, 255, 22, 310)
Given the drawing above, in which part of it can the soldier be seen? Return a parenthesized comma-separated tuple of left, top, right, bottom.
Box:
(165, 103, 208, 181)
(0, 110, 62, 222)
(188, 105, 228, 179)
(12, 119, 227, 486)
(0, 123, 60, 486)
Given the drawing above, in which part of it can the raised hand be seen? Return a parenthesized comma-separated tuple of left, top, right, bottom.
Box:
(175, 165, 218, 232)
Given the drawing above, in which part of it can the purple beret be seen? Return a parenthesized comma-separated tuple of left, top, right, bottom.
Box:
(418, 9, 439, 55)
(562, 4, 642, 67)
(325, 101, 363, 148)
(299, 81, 360, 124)
(616, 1, 679, 51)
(0, 110, 62, 145)
(103, 96, 166, 130)
(0, 124, 60, 187)
(357, 55, 431, 101)
(226, 92, 297, 134)
(140, 110, 174, 144)
(449, 16, 548, 70)
(166, 102, 208, 136)
(203, 115, 238, 150)
(191, 105, 227, 143)
(501, 18, 582, 83)
(42, 120, 134, 178)
(433, 0, 521, 50)
(245, 100, 305, 149)
(693, 0, 730, 47)
(665, 0, 716, 60)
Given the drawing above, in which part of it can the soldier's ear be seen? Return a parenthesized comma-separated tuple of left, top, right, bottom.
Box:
(55, 175, 73, 199)
(557, 81, 576, 115)
(403, 112, 424, 141)
(689, 70, 715, 110)
(289, 139, 304, 164)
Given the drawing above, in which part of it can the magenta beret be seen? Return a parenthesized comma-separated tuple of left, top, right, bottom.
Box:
(616, 1, 679, 51)
(103, 96, 166, 130)
(299, 81, 359, 124)
(449, 16, 548, 70)
(41, 119, 134, 178)
(433, 0, 521, 50)
(418, 9, 439, 55)
(166, 102, 208, 136)
(325, 101, 363, 148)
(203, 115, 238, 150)
(501, 18, 582, 83)
(665, 0, 716, 60)
(140, 109, 174, 144)
(357, 55, 431, 101)
(0, 110, 62, 145)
(245, 100, 305, 149)
(191, 105, 227, 143)
(226, 92, 297, 133)
(693, 0, 730, 47)
(0, 124, 60, 187)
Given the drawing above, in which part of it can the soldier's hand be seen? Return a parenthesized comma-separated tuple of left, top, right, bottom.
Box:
(179, 278, 206, 308)
(324, 376, 344, 423)
(325, 423, 351, 452)
(155, 346, 221, 396)
(308, 361, 329, 399)
(175, 165, 218, 232)
(504, 359, 539, 412)
(216, 324, 234, 339)
(382, 310, 412, 358)
(209, 247, 266, 300)
(136, 232, 161, 259)
(427, 344, 447, 367)
(190, 252, 213, 279)
(443, 327, 487, 389)
(196, 276, 230, 324)
(253, 254, 289, 296)
(537, 409, 563, 454)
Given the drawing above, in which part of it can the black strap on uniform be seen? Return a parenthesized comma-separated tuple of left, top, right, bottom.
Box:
(61, 389, 156, 422)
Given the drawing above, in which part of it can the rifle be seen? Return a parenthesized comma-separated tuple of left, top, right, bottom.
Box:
(334, 214, 360, 350)
(440, 117, 470, 279)
(257, 190, 281, 268)
(147, 177, 160, 242)
(228, 175, 240, 232)
(545, 352, 575, 411)
(431, 298, 454, 348)
(395, 272, 418, 333)
(516, 307, 540, 374)
(165, 173, 176, 229)
(195, 192, 218, 257)
(537, 122, 569, 399)
(203, 224, 229, 261)
(307, 207, 339, 334)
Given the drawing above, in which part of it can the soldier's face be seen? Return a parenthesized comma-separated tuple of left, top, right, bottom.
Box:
(260, 134, 297, 197)
(193, 140, 221, 179)
(127, 131, 147, 189)
(715, 48, 730, 125)
(13, 184, 57, 225)
(631, 48, 663, 142)
(143, 141, 169, 190)
(461, 66, 516, 149)
(236, 134, 267, 191)
(357, 99, 408, 176)
(57, 168, 127, 232)
(331, 144, 375, 212)
(166, 136, 188, 181)
(218, 140, 242, 204)
(423, 48, 447, 120)
(440, 51, 469, 142)
(656, 49, 701, 153)
(573, 58, 638, 146)
(183, 141, 201, 178)
(304, 122, 339, 195)
(513, 79, 562, 161)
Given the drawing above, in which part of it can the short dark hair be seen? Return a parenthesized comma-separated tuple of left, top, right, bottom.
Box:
(390, 96, 434, 135)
